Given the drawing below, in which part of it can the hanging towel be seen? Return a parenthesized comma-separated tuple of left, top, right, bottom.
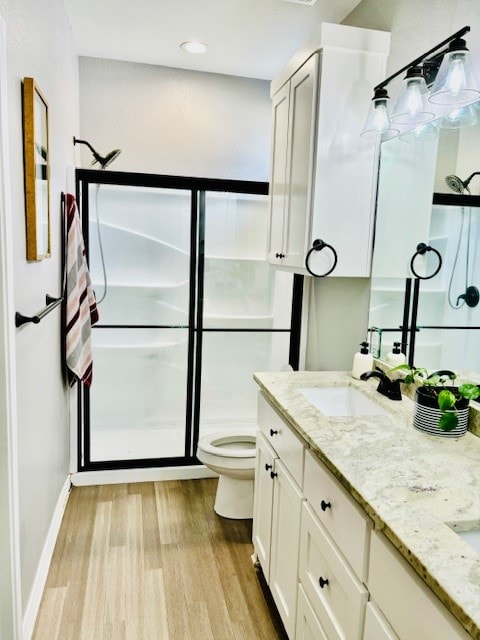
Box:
(65, 193, 99, 387)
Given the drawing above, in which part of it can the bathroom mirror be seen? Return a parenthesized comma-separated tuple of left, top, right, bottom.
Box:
(369, 106, 480, 371)
(22, 77, 51, 261)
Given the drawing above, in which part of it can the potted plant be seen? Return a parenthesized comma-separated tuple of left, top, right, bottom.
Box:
(389, 365, 480, 436)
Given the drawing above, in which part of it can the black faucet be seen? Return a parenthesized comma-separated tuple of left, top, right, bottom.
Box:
(360, 370, 402, 401)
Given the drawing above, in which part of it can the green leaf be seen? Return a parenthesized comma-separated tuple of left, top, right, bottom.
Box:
(437, 389, 456, 411)
(439, 412, 458, 431)
(459, 383, 480, 400)
(424, 375, 439, 387)
(404, 373, 415, 384)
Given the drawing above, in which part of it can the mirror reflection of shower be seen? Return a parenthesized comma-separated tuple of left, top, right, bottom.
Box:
(74, 137, 122, 303)
(445, 205, 479, 309)
(445, 171, 480, 195)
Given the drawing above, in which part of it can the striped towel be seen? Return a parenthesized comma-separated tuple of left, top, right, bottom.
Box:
(65, 193, 99, 387)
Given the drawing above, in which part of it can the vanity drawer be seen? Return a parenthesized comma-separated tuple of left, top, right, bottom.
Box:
(299, 502, 368, 640)
(363, 602, 398, 640)
(369, 531, 471, 640)
(304, 449, 372, 581)
(257, 392, 304, 487)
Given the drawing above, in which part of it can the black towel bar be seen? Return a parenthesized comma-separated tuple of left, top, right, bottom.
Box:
(15, 294, 63, 328)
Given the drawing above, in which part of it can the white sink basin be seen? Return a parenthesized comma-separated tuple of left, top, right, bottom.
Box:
(453, 528, 480, 555)
(299, 386, 388, 417)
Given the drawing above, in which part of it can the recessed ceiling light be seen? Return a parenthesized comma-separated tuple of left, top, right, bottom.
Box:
(180, 41, 208, 54)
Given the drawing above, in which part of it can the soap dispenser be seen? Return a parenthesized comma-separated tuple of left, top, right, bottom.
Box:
(385, 342, 406, 366)
(352, 342, 373, 379)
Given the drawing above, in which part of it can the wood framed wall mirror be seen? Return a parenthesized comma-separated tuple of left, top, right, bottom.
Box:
(22, 77, 50, 261)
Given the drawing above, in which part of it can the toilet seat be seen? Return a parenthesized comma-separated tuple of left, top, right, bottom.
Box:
(197, 428, 256, 458)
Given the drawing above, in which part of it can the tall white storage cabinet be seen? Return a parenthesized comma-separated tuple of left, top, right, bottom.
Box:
(268, 23, 390, 277)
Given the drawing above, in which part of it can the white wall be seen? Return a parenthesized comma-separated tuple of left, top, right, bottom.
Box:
(78, 57, 271, 181)
(0, 0, 79, 622)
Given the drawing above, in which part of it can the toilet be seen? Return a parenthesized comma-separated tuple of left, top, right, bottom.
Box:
(196, 427, 257, 519)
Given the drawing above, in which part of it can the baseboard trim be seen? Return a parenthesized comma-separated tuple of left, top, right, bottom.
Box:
(70, 465, 217, 486)
(22, 477, 71, 640)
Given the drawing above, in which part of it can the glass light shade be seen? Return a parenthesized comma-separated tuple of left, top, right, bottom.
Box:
(360, 92, 399, 141)
(399, 122, 439, 143)
(438, 103, 478, 129)
(180, 41, 208, 54)
(429, 49, 480, 105)
(391, 73, 435, 125)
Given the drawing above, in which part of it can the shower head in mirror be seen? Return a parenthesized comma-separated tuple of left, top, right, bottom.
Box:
(445, 171, 480, 194)
(73, 137, 121, 170)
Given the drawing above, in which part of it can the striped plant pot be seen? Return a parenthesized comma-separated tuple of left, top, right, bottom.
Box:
(413, 386, 470, 438)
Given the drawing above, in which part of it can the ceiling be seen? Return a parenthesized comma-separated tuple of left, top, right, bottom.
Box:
(62, 0, 362, 80)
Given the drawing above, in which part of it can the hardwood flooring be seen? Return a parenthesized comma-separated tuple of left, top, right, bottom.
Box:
(32, 479, 288, 640)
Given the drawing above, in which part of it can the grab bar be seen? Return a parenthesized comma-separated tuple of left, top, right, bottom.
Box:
(15, 294, 63, 327)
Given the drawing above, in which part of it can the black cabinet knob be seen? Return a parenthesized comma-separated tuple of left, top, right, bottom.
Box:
(318, 577, 329, 589)
(275, 252, 285, 259)
(321, 500, 332, 512)
(270, 471, 278, 479)
(265, 463, 272, 471)
(270, 429, 278, 437)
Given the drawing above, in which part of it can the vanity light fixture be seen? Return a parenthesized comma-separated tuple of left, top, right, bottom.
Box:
(390, 66, 434, 125)
(180, 40, 208, 54)
(360, 88, 399, 141)
(429, 36, 480, 105)
(361, 26, 480, 141)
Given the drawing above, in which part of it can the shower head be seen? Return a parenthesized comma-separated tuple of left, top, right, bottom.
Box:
(445, 174, 471, 194)
(445, 171, 480, 195)
(73, 137, 121, 170)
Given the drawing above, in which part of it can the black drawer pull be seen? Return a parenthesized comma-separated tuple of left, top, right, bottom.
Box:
(318, 577, 329, 589)
(270, 429, 278, 437)
(265, 463, 273, 471)
(321, 500, 332, 512)
(270, 471, 278, 479)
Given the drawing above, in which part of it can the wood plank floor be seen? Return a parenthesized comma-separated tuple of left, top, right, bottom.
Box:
(32, 479, 288, 640)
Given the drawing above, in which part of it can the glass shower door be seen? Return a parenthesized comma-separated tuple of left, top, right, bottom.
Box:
(197, 191, 293, 442)
(86, 183, 193, 464)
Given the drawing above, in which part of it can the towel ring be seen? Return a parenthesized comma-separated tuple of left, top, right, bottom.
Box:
(305, 239, 338, 277)
(410, 243, 442, 280)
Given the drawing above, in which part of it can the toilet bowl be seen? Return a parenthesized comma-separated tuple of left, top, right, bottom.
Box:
(196, 428, 257, 519)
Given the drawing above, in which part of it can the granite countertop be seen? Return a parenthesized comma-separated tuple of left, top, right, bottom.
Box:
(253, 370, 480, 639)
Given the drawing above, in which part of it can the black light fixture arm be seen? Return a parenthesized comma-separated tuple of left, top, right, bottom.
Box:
(374, 25, 470, 91)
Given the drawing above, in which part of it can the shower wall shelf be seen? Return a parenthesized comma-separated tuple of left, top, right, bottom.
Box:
(15, 294, 63, 328)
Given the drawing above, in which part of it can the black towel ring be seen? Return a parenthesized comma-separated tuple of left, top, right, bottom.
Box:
(409, 243, 442, 280)
(305, 239, 338, 277)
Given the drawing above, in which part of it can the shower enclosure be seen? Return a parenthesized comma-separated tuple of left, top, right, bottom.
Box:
(369, 192, 480, 371)
(75, 170, 301, 471)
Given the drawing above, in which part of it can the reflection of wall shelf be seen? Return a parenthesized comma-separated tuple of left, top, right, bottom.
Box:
(90, 219, 189, 255)
(203, 314, 274, 329)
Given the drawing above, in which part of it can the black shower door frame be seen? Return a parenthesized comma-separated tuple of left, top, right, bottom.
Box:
(75, 169, 303, 472)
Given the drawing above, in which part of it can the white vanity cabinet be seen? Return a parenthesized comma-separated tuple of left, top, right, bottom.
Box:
(253, 393, 305, 639)
(367, 531, 471, 640)
(267, 23, 390, 278)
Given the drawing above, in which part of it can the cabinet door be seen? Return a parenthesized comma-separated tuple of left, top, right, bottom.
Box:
(363, 602, 399, 640)
(369, 531, 471, 640)
(283, 53, 319, 269)
(270, 459, 303, 639)
(268, 81, 291, 265)
(252, 431, 277, 578)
